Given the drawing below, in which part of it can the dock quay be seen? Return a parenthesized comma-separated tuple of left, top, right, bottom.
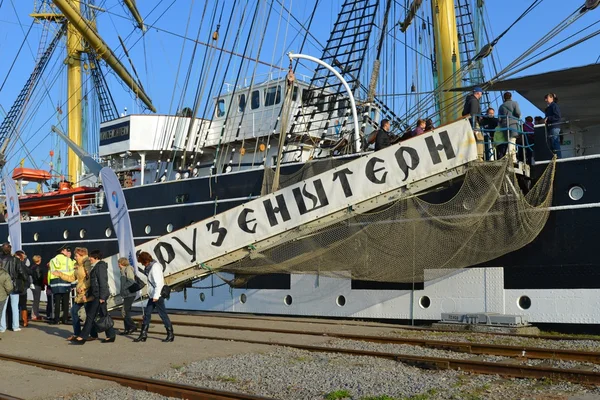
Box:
(2, 311, 600, 399)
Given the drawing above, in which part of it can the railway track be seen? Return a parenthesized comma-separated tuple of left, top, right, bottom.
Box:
(0, 353, 272, 400)
(138, 325, 600, 385)
(127, 316, 600, 364)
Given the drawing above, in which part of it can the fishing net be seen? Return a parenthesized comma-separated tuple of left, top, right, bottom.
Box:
(222, 157, 555, 283)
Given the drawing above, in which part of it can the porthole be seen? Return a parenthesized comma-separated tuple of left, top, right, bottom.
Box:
(284, 295, 293, 306)
(79, 229, 86, 239)
(419, 296, 431, 309)
(568, 185, 585, 201)
(63, 230, 69, 239)
(518, 295, 531, 310)
(336, 295, 346, 307)
(199, 292, 205, 302)
(145, 225, 151, 235)
(33, 233, 39, 242)
(166, 223, 174, 233)
(240, 293, 247, 304)
(105, 227, 112, 237)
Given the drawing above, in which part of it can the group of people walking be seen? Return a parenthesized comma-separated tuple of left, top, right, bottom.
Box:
(0, 242, 174, 344)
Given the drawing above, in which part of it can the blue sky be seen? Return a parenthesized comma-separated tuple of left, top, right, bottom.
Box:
(0, 0, 599, 176)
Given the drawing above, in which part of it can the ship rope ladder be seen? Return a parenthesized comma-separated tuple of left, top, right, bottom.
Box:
(289, 0, 380, 149)
(0, 23, 67, 163)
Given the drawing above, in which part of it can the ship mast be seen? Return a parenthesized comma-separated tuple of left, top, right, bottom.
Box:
(31, 0, 155, 184)
(431, 0, 461, 123)
(65, 0, 84, 183)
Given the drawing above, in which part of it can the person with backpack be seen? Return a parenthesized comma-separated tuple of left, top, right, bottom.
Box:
(133, 251, 173, 343)
(118, 257, 138, 335)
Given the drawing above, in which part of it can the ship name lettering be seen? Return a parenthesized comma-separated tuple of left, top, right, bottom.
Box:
(425, 131, 456, 164)
(238, 208, 257, 234)
(395, 146, 420, 181)
(172, 227, 197, 262)
(263, 194, 291, 227)
(292, 179, 329, 215)
(365, 157, 388, 184)
(153, 242, 175, 271)
(206, 220, 228, 247)
(332, 168, 354, 198)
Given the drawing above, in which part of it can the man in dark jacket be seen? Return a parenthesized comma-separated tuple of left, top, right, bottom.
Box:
(480, 107, 498, 160)
(374, 119, 392, 151)
(462, 86, 484, 160)
(0, 243, 28, 332)
(462, 87, 483, 128)
(72, 250, 115, 344)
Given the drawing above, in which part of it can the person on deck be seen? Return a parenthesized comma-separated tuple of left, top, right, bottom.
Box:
(522, 116, 535, 164)
(425, 119, 435, 132)
(413, 119, 426, 136)
(462, 87, 484, 159)
(47, 245, 75, 325)
(544, 93, 562, 159)
(480, 108, 498, 161)
(498, 92, 521, 163)
(133, 251, 174, 343)
(374, 119, 392, 151)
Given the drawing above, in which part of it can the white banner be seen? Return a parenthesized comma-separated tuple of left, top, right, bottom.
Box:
(131, 118, 477, 281)
(3, 174, 21, 251)
(100, 168, 136, 267)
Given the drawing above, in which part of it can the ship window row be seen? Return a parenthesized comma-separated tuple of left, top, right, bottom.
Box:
(30, 222, 183, 242)
(218, 85, 301, 116)
(217, 86, 349, 118)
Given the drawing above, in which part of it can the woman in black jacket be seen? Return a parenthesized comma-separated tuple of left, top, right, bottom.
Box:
(72, 250, 115, 344)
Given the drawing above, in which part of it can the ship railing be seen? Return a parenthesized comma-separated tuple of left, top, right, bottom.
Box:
(475, 114, 534, 165)
(66, 192, 100, 216)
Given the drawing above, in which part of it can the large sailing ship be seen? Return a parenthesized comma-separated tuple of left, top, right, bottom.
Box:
(2, 0, 600, 326)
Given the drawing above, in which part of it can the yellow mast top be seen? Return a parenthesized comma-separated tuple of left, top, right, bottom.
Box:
(32, 1, 155, 184)
(431, 0, 461, 124)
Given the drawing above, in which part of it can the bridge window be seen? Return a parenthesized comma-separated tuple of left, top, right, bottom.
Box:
(216, 99, 226, 117)
(301, 89, 310, 105)
(292, 86, 298, 101)
(337, 100, 347, 117)
(316, 94, 325, 112)
(264, 85, 281, 107)
(251, 90, 260, 109)
(238, 94, 246, 113)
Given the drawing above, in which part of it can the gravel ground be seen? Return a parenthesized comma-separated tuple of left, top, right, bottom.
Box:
(50, 387, 180, 400)
(381, 329, 600, 352)
(49, 345, 600, 400)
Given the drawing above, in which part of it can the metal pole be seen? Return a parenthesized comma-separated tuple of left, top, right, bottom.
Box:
(287, 52, 362, 153)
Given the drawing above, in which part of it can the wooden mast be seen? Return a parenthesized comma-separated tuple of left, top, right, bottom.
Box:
(431, 0, 461, 124)
(66, 0, 84, 184)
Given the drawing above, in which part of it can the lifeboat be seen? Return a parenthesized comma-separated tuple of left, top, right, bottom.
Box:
(18, 185, 100, 217)
(12, 167, 52, 181)
(9, 168, 100, 217)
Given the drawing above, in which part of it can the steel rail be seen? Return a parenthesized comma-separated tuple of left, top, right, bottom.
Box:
(133, 318, 600, 363)
(140, 329, 600, 385)
(0, 353, 272, 400)
(125, 310, 600, 343)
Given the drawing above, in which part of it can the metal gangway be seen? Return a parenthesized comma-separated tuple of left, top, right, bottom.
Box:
(106, 118, 478, 308)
